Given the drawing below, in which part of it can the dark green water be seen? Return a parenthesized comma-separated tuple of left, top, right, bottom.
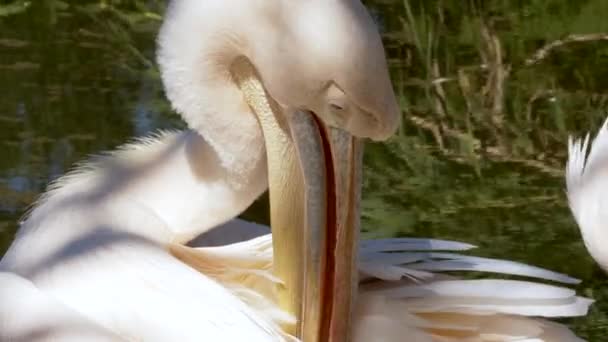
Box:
(1, 0, 607, 338)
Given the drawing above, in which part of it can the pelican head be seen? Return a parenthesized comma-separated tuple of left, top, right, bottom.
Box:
(158, 0, 399, 340)
(249, 0, 401, 141)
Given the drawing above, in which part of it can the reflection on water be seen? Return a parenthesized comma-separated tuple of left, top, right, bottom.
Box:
(1, 0, 607, 338)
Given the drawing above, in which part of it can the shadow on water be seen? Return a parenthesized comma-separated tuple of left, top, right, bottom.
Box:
(0, 0, 607, 338)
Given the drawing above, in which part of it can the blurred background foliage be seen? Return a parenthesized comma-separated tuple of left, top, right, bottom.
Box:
(0, 0, 607, 338)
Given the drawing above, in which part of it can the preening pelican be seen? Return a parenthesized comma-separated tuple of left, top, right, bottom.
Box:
(0, 0, 592, 341)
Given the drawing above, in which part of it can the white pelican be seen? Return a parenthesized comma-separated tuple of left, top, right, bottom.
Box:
(0, 0, 592, 341)
(568, 118, 608, 272)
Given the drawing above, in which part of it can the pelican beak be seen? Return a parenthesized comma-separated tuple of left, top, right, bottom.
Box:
(232, 58, 362, 342)
(272, 113, 362, 342)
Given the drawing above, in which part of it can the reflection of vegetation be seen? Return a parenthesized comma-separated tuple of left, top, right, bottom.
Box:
(361, 0, 608, 235)
(375, 0, 608, 173)
(362, 1, 608, 339)
(1, 0, 165, 71)
(1, 0, 608, 338)
(0, 0, 176, 255)
(0, 1, 31, 17)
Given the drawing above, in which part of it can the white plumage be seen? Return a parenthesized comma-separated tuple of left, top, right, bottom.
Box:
(568, 118, 608, 273)
(0, 128, 593, 341)
(0, 272, 122, 341)
(0, 0, 595, 341)
(189, 220, 591, 341)
(1, 132, 291, 341)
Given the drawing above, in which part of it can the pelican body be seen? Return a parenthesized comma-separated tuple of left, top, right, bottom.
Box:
(1, 0, 398, 340)
(0, 0, 595, 341)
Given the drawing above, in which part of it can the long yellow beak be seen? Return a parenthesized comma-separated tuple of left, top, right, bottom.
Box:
(232, 58, 361, 342)
(285, 115, 362, 342)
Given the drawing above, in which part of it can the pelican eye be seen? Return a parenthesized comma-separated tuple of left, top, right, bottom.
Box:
(330, 103, 344, 111)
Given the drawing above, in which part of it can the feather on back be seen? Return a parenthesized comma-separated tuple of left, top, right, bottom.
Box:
(567, 118, 608, 272)
(186, 222, 591, 342)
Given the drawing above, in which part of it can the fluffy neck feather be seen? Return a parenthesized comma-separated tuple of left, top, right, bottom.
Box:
(157, 0, 279, 187)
